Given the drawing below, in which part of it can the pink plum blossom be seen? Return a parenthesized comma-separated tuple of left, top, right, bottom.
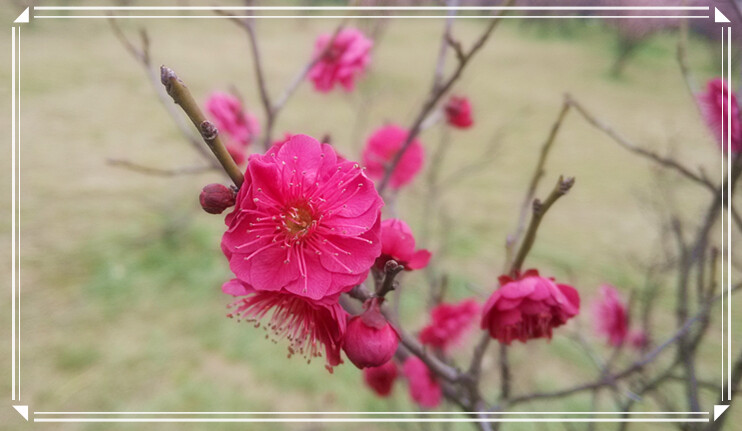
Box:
(362, 125, 425, 190)
(221, 134, 384, 300)
(308, 28, 372, 92)
(481, 269, 580, 345)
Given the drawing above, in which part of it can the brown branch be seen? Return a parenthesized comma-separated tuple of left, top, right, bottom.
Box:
(510, 176, 575, 276)
(107, 159, 216, 177)
(160, 66, 244, 187)
(219, 10, 346, 150)
(506, 98, 571, 269)
(432, 0, 458, 92)
(567, 96, 715, 193)
(376, 2, 514, 194)
(375, 260, 404, 299)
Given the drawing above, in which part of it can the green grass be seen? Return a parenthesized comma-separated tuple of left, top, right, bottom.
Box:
(1, 5, 741, 430)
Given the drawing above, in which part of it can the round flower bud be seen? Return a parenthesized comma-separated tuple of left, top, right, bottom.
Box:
(343, 298, 399, 369)
(200, 183, 236, 215)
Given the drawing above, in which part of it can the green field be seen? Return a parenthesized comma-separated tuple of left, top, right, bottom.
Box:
(1, 4, 740, 431)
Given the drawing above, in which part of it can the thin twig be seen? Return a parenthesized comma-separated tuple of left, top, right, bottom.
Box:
(107, 159, 216, 177)
(160, 66, 244, 187)
(567, 96, 715, 193)
(377, 2, 514, 194)
(505, 98, 571, 268)
(375, 260, 405, 299)
(510, 176, 575, 276)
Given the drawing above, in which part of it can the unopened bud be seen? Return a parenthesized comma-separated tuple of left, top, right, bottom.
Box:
(199, 183, 236, 214)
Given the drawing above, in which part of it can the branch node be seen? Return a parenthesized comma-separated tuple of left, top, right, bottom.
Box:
(200, 121, 219, 141)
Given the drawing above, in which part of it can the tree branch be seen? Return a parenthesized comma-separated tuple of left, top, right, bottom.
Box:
(510, 175, 575, 276)
(107, 159, 216, 177)
(377, 2, 514, 194)
(567, 96, 715, 193)
(160, 66, 244, 187)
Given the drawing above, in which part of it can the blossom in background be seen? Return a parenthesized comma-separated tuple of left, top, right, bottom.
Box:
(343, 298, 399, 369)
(221, 134, 383, 300)
(481, 269, 580, 345)
(375, 218, 431, 271)
(444, 95, 474, 129)
(199, 183, 236, 215)
(308, 28, 373, 92)
(206, 92, 261, 147)
(362, 124, 425, 190)
(403, 356, 442, 408)
(698, 78, 742, 154)
(363, 360, 398, 397)
(222, 279, 347, 370)
(419, 299, 480, 351)
(593, 284, 629, 347)
(226, 144, 246, 166)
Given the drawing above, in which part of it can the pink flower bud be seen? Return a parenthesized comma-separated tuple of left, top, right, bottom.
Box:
(200, 183, 236, 215)
(444, 95, 474, 129)
(343, 298, 399, 369)
(363, 360, 398, 397)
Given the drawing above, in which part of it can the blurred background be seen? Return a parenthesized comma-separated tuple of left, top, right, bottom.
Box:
(2, 0, 741, 430)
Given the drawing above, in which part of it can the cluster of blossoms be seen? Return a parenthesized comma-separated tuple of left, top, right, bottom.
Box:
(698, 77, 742, 154)
(197, 26, 592, 409)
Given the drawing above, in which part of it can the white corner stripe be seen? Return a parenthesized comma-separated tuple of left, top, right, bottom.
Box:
(32, 6, 710, 11)
(32, 419, 710, 423)
(32, 412, 710, 415)
(11, 25, 16, 402)
(727, 26, 732, 401)
(11, 3, 732, 422)
(32, 15, 710, 19)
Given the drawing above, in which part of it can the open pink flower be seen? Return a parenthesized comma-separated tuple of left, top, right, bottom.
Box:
(481, 269, 580, 345)
(206, 92, 261, 147)
(223, 278, 347, 370)
(698, 78, 742, 154)
(362, 125, 424, 190)
(593, 284, 629, 347)
(363, 360, 398, 397)
(444, 95, 474, 129)
(402, 357, 442, 408)
(308, 28, 372, 93)
(343, 298, 399, 369)
(419, 299, 480, 351)
(375, 218, 431, 271)
(221, 134, 384, 300)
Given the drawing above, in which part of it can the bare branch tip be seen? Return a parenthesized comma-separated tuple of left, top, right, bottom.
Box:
(559, 176, 576, 194)
(160, 65, 177, 87)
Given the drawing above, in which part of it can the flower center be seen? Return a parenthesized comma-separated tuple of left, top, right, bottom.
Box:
(324, 45, 343, 61)
(283, 204, 316, 238)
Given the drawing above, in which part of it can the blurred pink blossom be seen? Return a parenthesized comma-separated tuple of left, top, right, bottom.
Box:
(362, 124, 424, 190)
(308, 28, 372, 92)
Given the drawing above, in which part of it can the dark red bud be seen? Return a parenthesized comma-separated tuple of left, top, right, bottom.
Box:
(199, 183, 236, 214)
